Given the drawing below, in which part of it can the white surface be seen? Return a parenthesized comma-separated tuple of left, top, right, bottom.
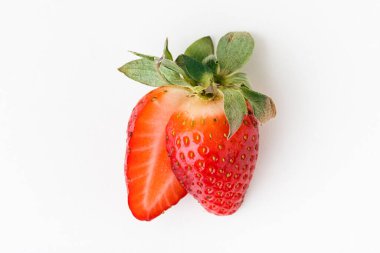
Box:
(1, 0, 380, 252)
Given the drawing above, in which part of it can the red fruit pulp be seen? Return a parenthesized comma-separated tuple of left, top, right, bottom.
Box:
(125, 86, 190, 220)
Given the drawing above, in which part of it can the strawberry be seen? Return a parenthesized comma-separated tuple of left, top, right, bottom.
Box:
(166, 97, 259, 215)
(125, 86, 189, 220)
(119, 32, 276, 219)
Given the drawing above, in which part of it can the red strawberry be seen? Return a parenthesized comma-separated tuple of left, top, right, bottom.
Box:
(119, 32, 276, 219)
(125, 86, 190, 220)
(165, 95, 259, 215)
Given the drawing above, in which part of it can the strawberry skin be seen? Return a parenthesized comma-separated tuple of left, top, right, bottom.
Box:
(120, 32, 276, 219)
(126, 86, 190, 221)
(166, 96, 259, 215)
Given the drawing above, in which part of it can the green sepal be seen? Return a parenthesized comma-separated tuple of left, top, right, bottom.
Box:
(185, 36, 214, 63)
(220, 87, 248, 138)
(118, 58, 167, 87)
(202, 55, 219, 74)
(159, 64, 191, 87)
(217, 32, 254, 75)
(128, 51, 157, 61)
(163, 38, 173, 60)
(190, 85, 206, 93)
(160, 59, 194, 86)
(222, 72, 251, 88)
(240, 86, 276, 123)
(160, 59, 188, 78)
(176, 54, 213, 86)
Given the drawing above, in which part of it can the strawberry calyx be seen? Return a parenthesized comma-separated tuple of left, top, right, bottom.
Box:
(119, 32, 276, 137)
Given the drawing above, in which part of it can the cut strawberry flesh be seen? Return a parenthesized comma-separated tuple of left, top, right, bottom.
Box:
(126, 86, 189, 221)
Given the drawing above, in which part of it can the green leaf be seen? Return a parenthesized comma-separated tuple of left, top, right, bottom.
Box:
(160, 59, 187, 77)
(160, 59, 195, 86)
(222, 72, 251, 87)
(176, 54, 213, 86)
(216, 32, 254, 75)
(240, 86, 276, 123)
(220, 88, 248, 138)
(185, 36, 214, 62)
(202, 55, 219, 74)
(118, 58, 167, 87)
(163, 38, 173, 60)
(159, 65, 191, 87)
(129, 51, 157, 60)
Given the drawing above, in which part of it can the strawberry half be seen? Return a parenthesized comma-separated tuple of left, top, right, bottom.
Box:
(166, 96, 259, 215)
(119, 32, 276, 219)
(125, 86, 189, 220)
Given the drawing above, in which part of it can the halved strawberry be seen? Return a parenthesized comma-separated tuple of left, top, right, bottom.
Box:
(119, 32, 276, 219)
(125, 86, 190, 221)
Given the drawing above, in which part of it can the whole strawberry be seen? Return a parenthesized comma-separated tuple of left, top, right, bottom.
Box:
(119, 32, 276, 220)
(166, 98, 259, 215)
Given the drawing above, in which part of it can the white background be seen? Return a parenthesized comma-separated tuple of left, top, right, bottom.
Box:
(1, 0, 380, 252)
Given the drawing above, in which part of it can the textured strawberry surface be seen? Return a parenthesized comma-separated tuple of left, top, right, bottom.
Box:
(166, 97, 259, 215)
(120, 32, 276, 220)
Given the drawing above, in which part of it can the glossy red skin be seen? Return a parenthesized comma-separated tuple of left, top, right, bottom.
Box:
(166, 102, 259, 215)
